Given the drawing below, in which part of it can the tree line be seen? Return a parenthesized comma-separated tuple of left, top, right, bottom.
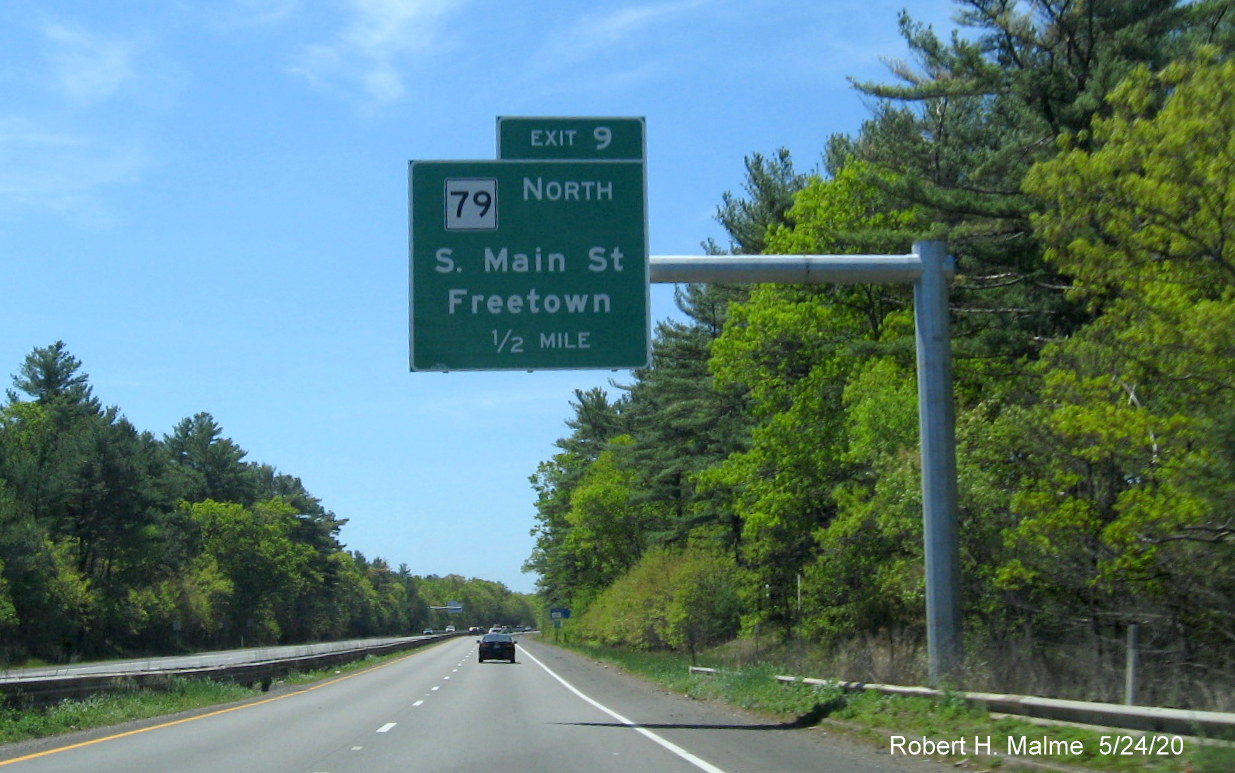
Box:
(0, 342, 533, 663)
(526, 0, 1235, 706)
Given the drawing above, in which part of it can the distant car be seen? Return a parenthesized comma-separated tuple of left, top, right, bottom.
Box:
(488, 626, 503, 634)
(477, 632, 516, 663)
(423, 628, 434, 635)
(468, 626, 482, 634)
(445, 625, 455, 633)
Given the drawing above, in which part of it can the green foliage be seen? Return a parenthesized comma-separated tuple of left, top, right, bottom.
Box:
(697, 165, 923, 637)
(1027, 51, 1235, 298)
(6, 340, 100, 415)
(764, 161, 924, 254)
(706, 148, 809, 255)
(187, 499, 317, 644)
(1007, 50, 1235, 651)
(837, 0, 1208, 370)
(571, 545, 739, 652)
(803, 357, 925, 639)
(523, 451, 588, 605)
(164, 412, 258, 505)
(550, 436, 664, 610)
(531, 1, 1235, 707)
(619, 284, 754, 548)
(415, 572, 535, 631)
(0, 342, 522, 662)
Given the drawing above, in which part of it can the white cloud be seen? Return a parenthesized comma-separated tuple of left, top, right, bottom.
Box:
(291, 0, 462, 106)
(0, 117, 148, 225)
(226, 0, 300, 26)
(41, 22, 140, 106)
(566, 0, 707, 55)
(0, 17, 165, 226)
(524, 0, 707, 87)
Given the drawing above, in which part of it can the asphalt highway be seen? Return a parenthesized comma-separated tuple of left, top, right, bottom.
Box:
(0, 637, 949, 772)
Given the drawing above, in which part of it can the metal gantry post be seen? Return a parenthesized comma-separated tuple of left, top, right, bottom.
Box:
(649, 239, 961, 685)
(912, 240, 961, 684)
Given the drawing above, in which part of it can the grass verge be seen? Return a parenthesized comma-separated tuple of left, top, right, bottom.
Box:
(0, 677, 256, 746)
(562, 642, 1235, 773)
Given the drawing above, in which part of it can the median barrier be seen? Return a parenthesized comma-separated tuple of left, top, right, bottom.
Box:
(0, 633, 456, 708)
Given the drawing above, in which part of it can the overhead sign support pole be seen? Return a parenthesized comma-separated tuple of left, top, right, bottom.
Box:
(649, 241, 961, 685)
(912, 241, 961, 684)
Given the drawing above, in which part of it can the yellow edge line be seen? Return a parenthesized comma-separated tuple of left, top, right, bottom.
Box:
(0, 647, 427, 767)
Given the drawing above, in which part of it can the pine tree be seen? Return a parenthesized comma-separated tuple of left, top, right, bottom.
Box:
(164, 412, 258, 504)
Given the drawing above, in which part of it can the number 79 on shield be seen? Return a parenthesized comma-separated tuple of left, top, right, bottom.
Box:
(443, 178, 498, 230)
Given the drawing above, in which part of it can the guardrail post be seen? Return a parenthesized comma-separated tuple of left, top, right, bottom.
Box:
(1125, 623, 1140, 705)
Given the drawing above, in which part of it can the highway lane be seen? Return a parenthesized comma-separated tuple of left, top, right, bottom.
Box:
(0, 636, 949, 772)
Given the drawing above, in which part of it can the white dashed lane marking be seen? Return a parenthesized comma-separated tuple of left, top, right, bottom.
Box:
(404, 657, 463, 713)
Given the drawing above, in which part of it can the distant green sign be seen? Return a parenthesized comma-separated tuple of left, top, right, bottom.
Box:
(409, 159, 648, 371)
(498, 116, 644, 161)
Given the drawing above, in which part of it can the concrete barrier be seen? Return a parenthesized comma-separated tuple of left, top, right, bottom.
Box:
(0, 634, 455, 708)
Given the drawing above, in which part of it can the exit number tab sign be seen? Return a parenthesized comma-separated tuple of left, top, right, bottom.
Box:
(498, 116, 645, 161)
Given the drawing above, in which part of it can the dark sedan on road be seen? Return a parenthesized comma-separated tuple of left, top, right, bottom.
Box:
(477, 632, 516, 663)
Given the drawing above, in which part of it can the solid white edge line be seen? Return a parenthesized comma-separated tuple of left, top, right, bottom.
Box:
(519, 645, 728, 773)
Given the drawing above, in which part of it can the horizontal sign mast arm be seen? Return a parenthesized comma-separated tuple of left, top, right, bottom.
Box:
(649, 254, 951, 285)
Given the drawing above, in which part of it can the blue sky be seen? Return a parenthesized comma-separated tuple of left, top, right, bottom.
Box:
(1, 0, 958, 593)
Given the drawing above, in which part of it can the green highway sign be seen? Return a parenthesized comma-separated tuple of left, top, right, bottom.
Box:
(497, 116, 644, 161)
(409, 159, 649, 371)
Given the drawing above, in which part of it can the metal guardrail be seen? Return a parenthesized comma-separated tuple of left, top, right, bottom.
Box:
(0, 634, 458, 708)
(687, 667, 1235, 739)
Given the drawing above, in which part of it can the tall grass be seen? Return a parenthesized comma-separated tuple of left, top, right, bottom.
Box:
(664, 630, 1235, 713)
(0, 678, 257, 745)
(0, 651, 403, 747)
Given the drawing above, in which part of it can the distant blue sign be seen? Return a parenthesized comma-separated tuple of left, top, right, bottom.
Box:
(549, 607, 572, 619)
